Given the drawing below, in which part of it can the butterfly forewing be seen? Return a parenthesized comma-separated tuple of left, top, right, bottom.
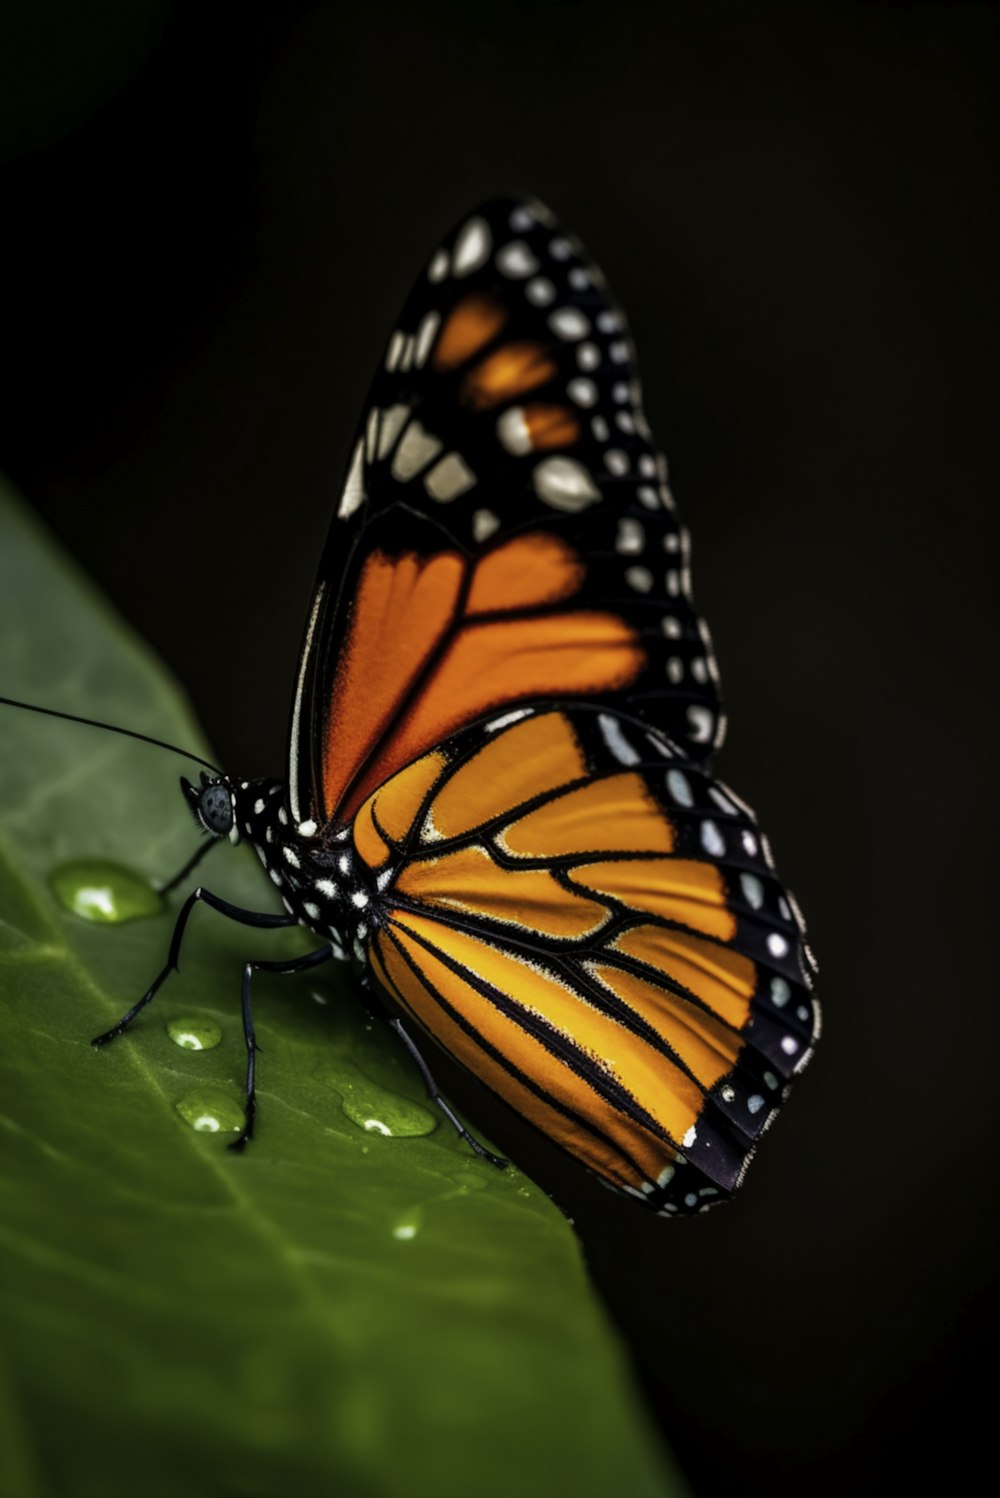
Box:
(288, 196, 723, 830)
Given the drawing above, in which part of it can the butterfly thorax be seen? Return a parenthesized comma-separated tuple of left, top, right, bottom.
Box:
(232, 778, 372, 962)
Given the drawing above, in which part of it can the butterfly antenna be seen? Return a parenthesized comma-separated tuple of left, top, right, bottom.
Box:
(0, 696, 222, 774)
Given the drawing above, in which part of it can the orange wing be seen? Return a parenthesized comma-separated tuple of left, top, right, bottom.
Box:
(321, 534, 644, 822)
(286, 197, 726, 832)
(353, 706, 818, 1216)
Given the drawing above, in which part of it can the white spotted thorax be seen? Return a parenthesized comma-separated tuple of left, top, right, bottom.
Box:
(223, 780, 367, 963)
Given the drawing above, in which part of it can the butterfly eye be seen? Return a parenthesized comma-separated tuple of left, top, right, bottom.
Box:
(181, 776, 234, 837)
(200, 784, 234, 836)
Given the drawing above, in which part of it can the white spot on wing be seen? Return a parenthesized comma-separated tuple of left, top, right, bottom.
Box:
(497, 240, 539, 278)
(472, 508, 500, 542)
(424, 451, 476, 502)
(365, 407, 380, 461)
(391, 421, 443, 481)
(533, 456, 601, 512)
(427, 249, 449, 282)
(452, 216, 491, 277)
(700, 820, 725, 857)
(497, 406, 532, 456)
(567, 377, 597, 407)
(413, 311, 441, 368)
(376, 403, 410, 459)
(548, 307, 590, 340)
(337, 439, 366, 520)
(667, 769, 694, 807)
(686, 705, 715, 743)
(526, 276, 555, 306)
(615, 518, 645, 554)
(708, 787, 736, 815)
(624, 565, 653, 592)
(599, 714, 641, 765)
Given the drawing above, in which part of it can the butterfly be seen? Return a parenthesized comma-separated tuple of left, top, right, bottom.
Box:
(40, 196, 820, 1216)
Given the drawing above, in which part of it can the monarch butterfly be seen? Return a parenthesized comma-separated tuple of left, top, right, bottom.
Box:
(8, 196, 818, 1216)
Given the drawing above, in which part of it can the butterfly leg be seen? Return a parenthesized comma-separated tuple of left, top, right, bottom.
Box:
(229, 945, 334, 1153)
(156, 839, 219, 897)
(388, 1016, 509, 1171)
(91, 886, 297, 1047)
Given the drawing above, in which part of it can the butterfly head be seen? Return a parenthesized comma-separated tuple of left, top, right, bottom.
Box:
(181, 771, 241, 845)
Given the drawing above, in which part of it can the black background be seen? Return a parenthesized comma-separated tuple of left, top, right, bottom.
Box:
(2, 3, 998, 1494)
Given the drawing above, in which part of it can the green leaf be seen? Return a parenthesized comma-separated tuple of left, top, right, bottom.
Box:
(0, 481, 684, 1498)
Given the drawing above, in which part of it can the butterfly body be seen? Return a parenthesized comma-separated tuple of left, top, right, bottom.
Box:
(67, 195, 819, 1216)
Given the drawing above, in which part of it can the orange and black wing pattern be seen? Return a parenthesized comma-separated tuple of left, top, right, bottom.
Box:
(282, 195, 818, 1209)
(353, 706, 817, 1215)
(287, 197, 722, 831)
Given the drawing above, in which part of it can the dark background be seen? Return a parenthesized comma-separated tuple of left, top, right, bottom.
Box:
(2, 3, 997, 1494)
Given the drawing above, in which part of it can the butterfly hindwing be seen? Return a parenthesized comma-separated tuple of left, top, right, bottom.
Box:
(354, 704, 817, 1215)
(288, 197, 724, 830)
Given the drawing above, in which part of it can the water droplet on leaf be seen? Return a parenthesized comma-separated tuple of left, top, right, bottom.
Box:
(49, 860, 162, 923)
(175, 1089, 244, 1134)
(324, 1059, 437, 1137)
(391, 1207, 423, 1242)
(166, 1016, 222, 1051)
